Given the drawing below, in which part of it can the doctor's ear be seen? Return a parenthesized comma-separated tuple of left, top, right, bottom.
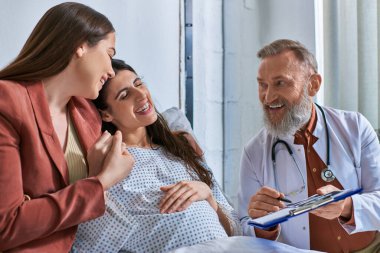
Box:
(99, 110, 113, 122)
(308, 74, 322, 97)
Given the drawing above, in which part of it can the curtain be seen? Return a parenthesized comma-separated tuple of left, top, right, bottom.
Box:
(319, 0, 379, 132)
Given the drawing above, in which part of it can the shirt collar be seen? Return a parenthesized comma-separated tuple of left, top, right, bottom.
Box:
(294, 104, 318, 145)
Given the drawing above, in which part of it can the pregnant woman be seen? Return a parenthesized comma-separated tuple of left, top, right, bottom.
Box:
(72, 59, 241, 253)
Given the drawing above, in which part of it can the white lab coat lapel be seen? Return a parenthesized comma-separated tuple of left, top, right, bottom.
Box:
(262, 132, 308, 203)
(264, 133, 310, 249)
(324, 108, 360, 189)
(313, 107, 359, 189)
(312, 107, 327, 171)
(260, 133, 277, 190)
(272, 135, 307, 202)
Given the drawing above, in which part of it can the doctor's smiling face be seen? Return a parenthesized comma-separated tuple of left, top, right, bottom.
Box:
(257, 50, 317, 137)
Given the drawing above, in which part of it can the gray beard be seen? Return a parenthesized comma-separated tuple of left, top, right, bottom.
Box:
(263, 88, 312, 138)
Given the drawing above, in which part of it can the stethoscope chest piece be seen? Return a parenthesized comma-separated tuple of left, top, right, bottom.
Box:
(321, 166, 336, 182)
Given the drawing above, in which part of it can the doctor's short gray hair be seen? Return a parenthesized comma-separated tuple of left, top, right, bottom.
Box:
(257, 39, 318, 74)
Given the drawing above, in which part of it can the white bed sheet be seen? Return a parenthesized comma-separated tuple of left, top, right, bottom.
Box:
(169, 236, 325, 253)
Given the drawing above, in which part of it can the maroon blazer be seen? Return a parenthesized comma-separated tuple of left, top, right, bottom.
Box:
(0, 80, 105, 252)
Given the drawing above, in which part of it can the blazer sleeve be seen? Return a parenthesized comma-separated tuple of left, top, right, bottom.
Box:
(0, 91, 105, 250)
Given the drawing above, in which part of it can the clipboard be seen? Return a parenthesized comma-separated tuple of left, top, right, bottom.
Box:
(248, 188, 362, 230)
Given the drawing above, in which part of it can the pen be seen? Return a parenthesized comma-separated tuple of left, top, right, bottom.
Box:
(277, 197, 292, 203)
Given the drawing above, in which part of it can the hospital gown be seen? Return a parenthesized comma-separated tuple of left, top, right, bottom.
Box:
(71, 147, 240, 253)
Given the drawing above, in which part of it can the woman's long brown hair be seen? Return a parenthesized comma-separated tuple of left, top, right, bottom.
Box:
(93, 59, 213, 187)
(0, 2, 114, 82)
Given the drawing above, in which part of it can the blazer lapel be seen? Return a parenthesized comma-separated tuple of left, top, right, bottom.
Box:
(68, 98, 101, 157)
(26, 82, 69, 185)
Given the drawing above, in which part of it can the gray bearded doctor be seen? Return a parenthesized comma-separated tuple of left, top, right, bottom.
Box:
(238, 39, 380, 253)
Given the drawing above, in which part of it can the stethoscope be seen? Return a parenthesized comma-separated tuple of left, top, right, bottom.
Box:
(271, 104, 336, 195)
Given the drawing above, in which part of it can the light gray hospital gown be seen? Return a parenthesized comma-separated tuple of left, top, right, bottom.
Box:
(71, 147, 240, 253)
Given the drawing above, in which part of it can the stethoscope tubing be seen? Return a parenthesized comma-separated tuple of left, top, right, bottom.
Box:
(271, 103, 333, 191)
(272, 103, 330, 166)
(314, 103, 330, 165)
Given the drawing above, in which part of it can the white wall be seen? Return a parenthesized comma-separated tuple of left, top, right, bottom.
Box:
(223, 0, 316, 205)
(193, 0, 224, 184)
(0, 0, 181, 112)
(191, 0, 317, 199)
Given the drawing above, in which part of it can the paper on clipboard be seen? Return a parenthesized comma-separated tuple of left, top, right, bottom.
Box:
(248, 188, 362, 230)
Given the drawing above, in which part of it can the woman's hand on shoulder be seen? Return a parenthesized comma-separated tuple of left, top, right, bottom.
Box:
(159, 181, 217, 213)
(88, 130, 135, 190)
(87, 131, 113, 177)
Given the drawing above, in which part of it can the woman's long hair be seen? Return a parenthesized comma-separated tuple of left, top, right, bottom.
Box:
(93, 59, 213, 187)
(0, 2, 114, 82)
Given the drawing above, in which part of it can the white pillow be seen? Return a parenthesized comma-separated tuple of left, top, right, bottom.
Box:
(162, 107, 194, 136)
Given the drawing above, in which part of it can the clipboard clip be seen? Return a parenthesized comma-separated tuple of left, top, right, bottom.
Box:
(289, 194, 334, 216)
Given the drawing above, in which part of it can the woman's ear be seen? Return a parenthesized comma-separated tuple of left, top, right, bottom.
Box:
(308, 74, 322, 97)
(75, 43, 88, 58)
(99, 110, 113, 122)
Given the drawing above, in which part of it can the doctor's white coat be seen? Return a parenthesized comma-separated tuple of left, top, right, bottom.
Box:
(238, 106, 380, 249)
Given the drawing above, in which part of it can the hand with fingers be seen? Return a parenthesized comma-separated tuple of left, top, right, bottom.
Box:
(248, 186, 286, 219)
(310, 185, 353, 220)
(88, 130, 135, 190)
(87, 131, 114, 177)
(159, 181, 217, 214)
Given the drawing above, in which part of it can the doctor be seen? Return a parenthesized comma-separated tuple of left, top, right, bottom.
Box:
(238, 39, 380, 252)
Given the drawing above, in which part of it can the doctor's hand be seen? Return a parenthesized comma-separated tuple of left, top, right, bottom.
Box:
(248, 186, 286, 219)
(159, 181, 217, 214)
(310, 185, 353, 220)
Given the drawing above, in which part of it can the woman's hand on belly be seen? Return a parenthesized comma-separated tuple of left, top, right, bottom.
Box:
(159, 181, 217, 214)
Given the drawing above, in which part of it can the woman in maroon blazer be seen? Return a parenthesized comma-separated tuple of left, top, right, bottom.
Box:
(0, 3, 134, 252)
